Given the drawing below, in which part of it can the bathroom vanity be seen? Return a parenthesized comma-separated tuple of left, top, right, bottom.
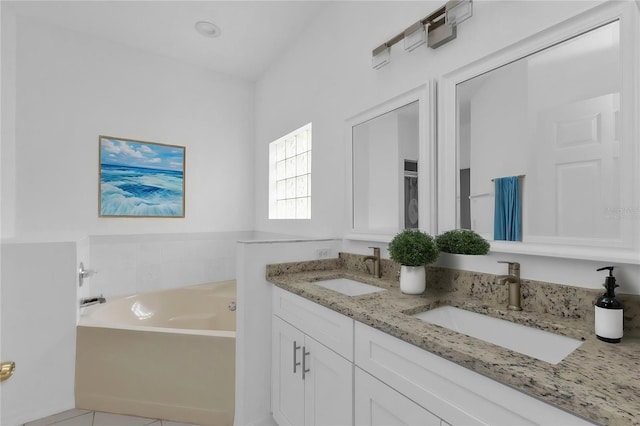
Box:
(267, 255, 640, 426)
(267, 3, 640, 425)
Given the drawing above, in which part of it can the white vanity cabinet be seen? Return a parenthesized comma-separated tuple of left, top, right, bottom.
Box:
(272, 288, 353, 426)
(271, 287, 594, 426)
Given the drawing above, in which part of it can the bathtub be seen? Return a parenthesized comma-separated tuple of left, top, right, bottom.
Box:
(75, 280, 236, 426)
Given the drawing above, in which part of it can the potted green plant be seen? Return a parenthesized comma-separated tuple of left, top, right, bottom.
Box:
(435, 229, 490, 255)
(388, 229, 439, 294)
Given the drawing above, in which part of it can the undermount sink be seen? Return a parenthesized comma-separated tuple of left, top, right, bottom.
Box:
(312, 278, 385, 297)
(414, 306, 583, 364)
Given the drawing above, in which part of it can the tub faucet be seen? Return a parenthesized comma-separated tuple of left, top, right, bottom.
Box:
(497, 261, 522, 311)
(79, 294, 106, 308)
(363, 247, 381, 278)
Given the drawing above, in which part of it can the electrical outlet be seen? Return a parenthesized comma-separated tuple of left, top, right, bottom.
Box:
(315, 248, 331, 258)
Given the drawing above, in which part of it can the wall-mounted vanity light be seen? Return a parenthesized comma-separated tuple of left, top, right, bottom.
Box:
(372, 44, 391, 70)
(404, 21, 428, 52)
(446, 0, 474, 24)
(372, 0, 472, 69)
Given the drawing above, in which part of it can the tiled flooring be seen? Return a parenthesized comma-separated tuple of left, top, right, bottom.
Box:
(23, 409, 203, 426)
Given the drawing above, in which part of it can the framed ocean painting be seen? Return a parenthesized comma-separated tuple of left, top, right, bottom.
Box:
(99, 136, 185, 217)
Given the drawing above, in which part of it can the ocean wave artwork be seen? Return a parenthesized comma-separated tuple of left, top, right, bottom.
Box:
(99, 136, 185, 217)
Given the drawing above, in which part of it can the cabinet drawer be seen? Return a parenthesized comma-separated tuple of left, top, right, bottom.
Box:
(355, 367, 442, 426)
(273, 287, 354, 360)
(355, 321, 592, 426)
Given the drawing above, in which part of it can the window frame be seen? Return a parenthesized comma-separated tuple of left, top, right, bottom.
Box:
(268, 123, 312, 220)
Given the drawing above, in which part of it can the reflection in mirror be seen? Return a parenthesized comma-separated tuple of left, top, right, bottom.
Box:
(457, 20, 629, 246)
(352, 101, 419, 233)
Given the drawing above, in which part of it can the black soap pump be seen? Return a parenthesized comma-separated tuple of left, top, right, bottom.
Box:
(594, 266, 623, 343)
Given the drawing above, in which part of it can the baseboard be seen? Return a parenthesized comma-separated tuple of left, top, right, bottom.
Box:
(235, 413, 278, 426)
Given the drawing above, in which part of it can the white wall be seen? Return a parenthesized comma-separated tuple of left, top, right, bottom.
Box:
(2, 11, 255, 241)
(255, 1, 640, 294)
(85, 231, 249, 301)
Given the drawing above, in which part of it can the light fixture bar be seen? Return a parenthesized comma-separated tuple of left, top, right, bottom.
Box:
(371, 4, 445, 56)
(371, 0, 472, 68)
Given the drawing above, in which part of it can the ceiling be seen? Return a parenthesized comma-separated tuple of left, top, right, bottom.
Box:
(5, 1, 329, 81)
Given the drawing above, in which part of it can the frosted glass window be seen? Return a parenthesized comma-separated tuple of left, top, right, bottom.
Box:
(276, 142, 286, 161)
(297, 132, 308, 153)
(276, 160, 286, 180)
(269, 123, 312, 219)
(285, 157, 296, 178)
(296, 175, 308, 197)
(277, 180, 286, 199)
(297, 152, 308, 175)
(286, 138, 296, 157)
(286, 178, 296, 198)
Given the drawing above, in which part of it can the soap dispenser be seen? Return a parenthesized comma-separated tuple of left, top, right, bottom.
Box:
(594, 266, 623, 343)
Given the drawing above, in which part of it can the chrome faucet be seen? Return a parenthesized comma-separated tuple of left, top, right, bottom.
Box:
(363, 247, 381, 278)
(78, 262, 97, 287)
(79, 294, 106, 308)
(497, 261, 522, 311)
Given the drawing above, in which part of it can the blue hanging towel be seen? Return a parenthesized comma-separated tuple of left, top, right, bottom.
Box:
(494, 176, 521, 241)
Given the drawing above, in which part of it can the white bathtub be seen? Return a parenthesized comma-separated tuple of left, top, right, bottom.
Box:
(75, 280, 236, 426)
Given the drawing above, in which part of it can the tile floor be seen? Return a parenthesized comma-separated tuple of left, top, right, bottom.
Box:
(23, 409, 203, 426)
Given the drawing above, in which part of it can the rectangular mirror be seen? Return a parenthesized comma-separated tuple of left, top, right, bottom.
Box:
(346, 83, 436, 241)
(439, 2, 639, 261)
(353, 101, 419, 231)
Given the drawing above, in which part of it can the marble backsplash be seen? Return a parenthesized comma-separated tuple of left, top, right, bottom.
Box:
(267, 252, 640, 334)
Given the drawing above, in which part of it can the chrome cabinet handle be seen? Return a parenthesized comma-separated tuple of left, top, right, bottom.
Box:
(302, 346, 310, 380)
(293, 341, 301, 373)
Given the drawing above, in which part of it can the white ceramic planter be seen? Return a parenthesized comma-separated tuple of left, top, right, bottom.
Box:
(400, 265, 426, 294)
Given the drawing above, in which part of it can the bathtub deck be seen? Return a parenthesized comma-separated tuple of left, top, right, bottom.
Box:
(23, 409, 204, 426)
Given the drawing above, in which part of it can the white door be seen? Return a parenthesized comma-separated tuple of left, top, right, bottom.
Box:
(530, 93, 626, 245)
(272, 316, 305, 426)
(304, 336, 353, 426)
(0, 243, 77, 426)
(354, 368, 441, 426)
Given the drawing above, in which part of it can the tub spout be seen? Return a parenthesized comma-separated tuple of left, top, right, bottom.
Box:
(80, 294, 106, 307)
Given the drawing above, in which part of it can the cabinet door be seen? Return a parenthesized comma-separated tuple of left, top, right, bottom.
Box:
(355, 367, 441, 426)
(272, 316, 305, 426)
(304, 336, 353, 426)
(273, 286, 354, 360)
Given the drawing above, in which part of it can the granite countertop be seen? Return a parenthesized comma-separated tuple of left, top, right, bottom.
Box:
(266, 256, 640, 426)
